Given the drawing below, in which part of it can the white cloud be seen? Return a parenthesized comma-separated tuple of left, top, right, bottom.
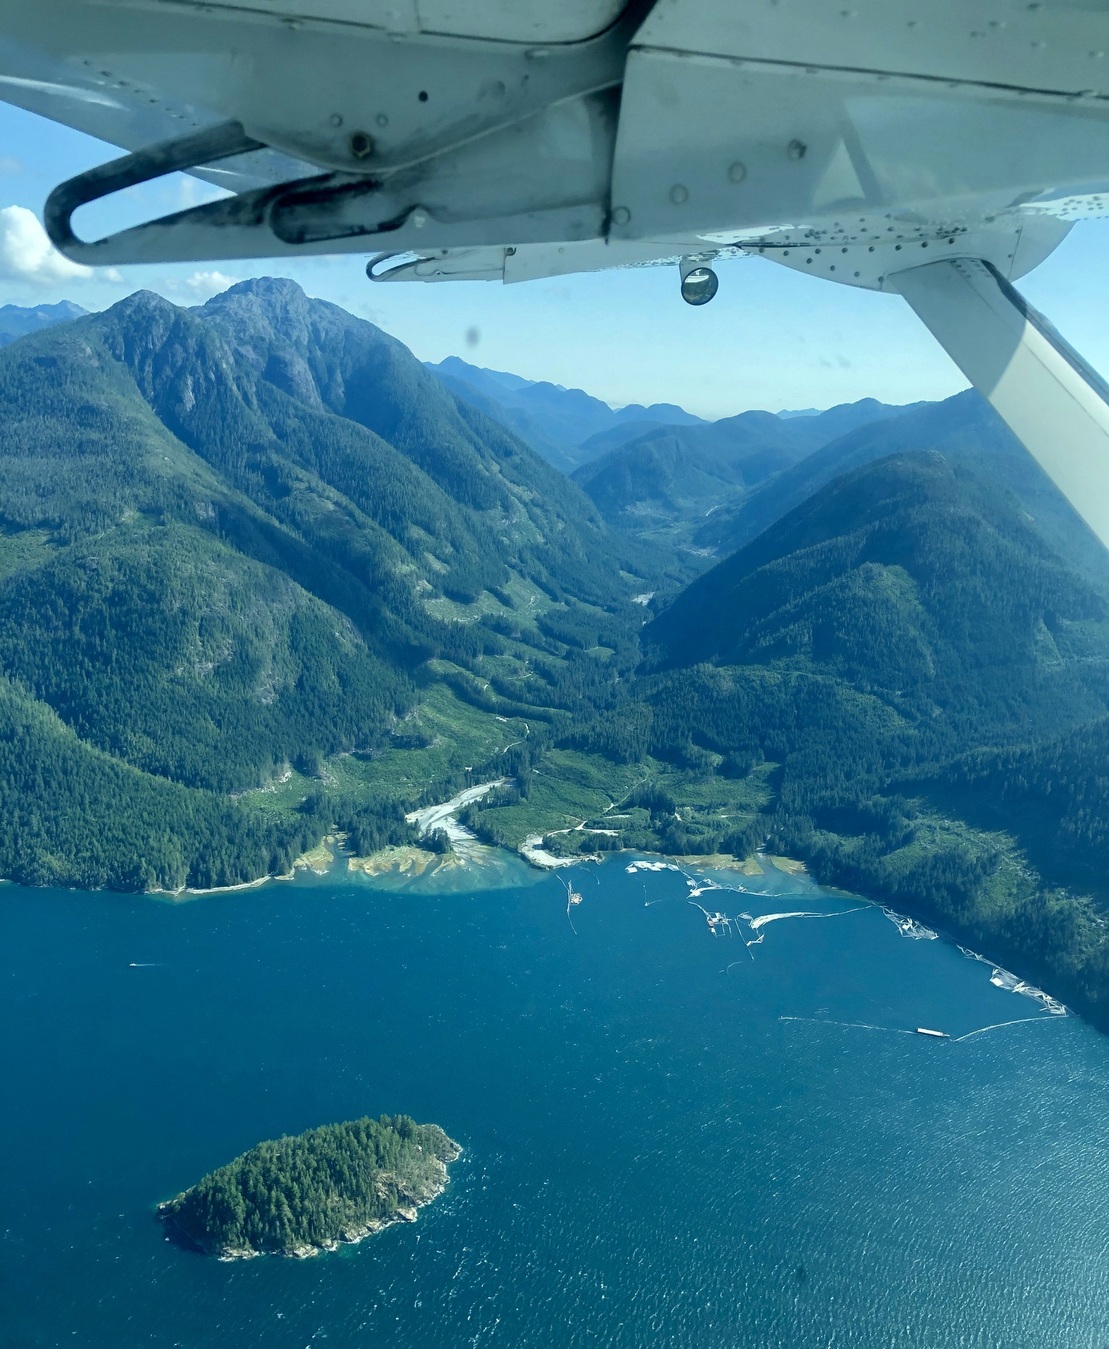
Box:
(0, 157, 23, 175)
(170, 269, 240, 302)
(0, 205, 119, 285)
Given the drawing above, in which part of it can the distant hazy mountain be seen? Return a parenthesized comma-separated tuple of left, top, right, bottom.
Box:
(0, 299, 86, 346)
(572, 413, 809, 532)
(693, 389, 1109, 583)
(572, 397, 918, 537)
(438, 360, 533, 395)
(427, 355, 705, 474)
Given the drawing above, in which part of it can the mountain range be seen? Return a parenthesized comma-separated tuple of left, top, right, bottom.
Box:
(433, 355, 1109, 595)
(0, 281, 659, 887)
(651, 451, 1109, 734)
(570, 397, 919, 540)
(574, 452, 1109, 1016)
(691, 388, 1109, 583)
(2, 288, 1109, 1024)
(0, 299, 85, 346)
(427, 355, 706, 474)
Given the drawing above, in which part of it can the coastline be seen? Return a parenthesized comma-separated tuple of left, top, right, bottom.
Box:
(150, 872, 291, 900)
(10, 777, 1081, 1029)
(143, 781, 786, 898)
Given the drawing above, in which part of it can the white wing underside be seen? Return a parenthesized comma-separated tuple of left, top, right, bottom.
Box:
(0, 0, 1106, 279)
(3, 0, 1109, 544)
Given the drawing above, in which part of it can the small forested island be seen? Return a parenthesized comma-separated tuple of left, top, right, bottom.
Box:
(158, 1115, 461, 1259)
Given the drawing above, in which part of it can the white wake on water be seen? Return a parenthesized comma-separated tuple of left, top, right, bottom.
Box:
(746, 906, 868, 932)
(781, 1014, 1065, 1045)
(653, 866, 1073, 1045)
(881, 908, 939, 941)
(987, 967, 1068, 1016)
(667, 865, 871, 953)
(952, 1017, 1065, 1043)
(653, 864, 1071, 1026)
(780, 1016, 918, 1037)
(958, 946, 1069, 1016)
(682, 872, 749, 899)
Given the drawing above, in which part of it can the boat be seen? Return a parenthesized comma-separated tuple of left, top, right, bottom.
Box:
(915, 1027, 949, 1038)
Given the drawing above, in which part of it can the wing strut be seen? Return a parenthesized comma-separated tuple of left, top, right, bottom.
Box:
(44, 121, 267, 265)
(890, 258, 1109, 552)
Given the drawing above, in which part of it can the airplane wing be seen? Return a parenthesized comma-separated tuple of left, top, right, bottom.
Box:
(2, 0, 1109, 543)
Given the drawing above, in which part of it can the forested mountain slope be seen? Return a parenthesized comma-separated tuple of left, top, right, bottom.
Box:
(540, 453, 1109, 1022)
(694, 389, 1109, 584)
(917, 717, 1109, 906)
(651, 451, 1109, 734)
(0, 280, 661, 888)
(5, 284, 1109, 1028)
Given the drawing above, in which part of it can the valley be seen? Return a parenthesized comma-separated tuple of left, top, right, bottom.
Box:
(2, 283, 1109, 1027)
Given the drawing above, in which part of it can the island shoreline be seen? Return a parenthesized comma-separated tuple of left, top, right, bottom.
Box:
(158, 1155, 459, 1262)
(157, 1118, 462, 1261)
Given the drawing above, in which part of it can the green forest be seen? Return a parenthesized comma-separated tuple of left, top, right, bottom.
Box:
(0, 281, 667, 889)
(159, 1115, 461, 1257)
(3, 282, 1109, 1027)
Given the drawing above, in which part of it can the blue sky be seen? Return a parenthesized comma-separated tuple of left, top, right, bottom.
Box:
(2, 99, 1108, 421)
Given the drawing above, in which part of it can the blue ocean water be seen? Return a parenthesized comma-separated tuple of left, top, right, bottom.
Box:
(2, 856, 1108, 1348)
